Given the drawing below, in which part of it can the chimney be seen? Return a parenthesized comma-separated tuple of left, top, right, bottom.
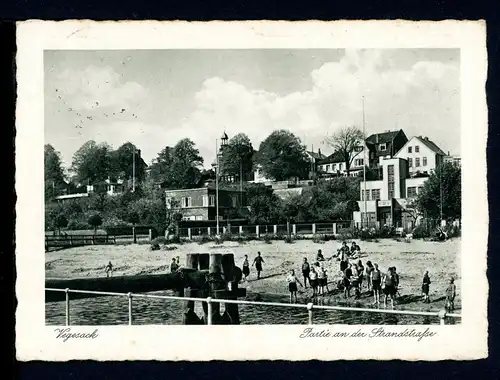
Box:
(448, 151, 450, 156)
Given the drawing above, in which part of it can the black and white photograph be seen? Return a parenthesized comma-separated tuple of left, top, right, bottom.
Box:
(15, 21, 487, 361)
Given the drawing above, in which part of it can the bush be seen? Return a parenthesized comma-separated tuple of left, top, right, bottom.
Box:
(412, 224, 431, 239)
(151, 236, 167, 246)
(262, 234, 272, 244)
(284, 236, 294, 244)
(67, 220, 90, 231)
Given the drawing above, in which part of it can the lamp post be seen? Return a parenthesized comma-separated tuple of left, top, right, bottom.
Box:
(212, 139, 220, 235)
(362, 96, 367, 228)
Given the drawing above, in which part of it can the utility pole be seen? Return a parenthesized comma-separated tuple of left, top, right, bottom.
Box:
(215, 139, 220, 235)
(362, 96, 367, 228)
(132, 147, 136, 192)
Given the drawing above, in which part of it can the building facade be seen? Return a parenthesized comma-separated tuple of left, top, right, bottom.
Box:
(317, 145, 368, 177)
(353, 157, 428, 229)
(394, 135, 446, 176)
(365, 129, 408, 168)
(165, 186, 246, 221)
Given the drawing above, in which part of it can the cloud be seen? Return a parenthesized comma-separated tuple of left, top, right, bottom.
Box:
(180, 49, 460, 164)
(49, 65, 147, 111)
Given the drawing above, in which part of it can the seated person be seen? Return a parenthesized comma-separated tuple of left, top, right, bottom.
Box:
(351, 241, 361, 254)
(316, 249, 325, 261)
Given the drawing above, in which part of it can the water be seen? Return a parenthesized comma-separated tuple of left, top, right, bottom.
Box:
(45, 291, 450, 325)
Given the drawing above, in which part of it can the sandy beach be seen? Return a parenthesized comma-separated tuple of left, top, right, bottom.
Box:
(46, 237, 461, 313)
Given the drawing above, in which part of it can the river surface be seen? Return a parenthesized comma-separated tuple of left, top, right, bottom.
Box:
(45, 290, 455, 325)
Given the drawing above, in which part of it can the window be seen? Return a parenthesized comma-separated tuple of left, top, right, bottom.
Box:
(371, 189, 381, 200)
(355, 159, 364, 166)
(408, 158, 413, 167)
(209, 195, 215, 206)
(231, 196, 237, 207)
(388, 183, 395, 199)
(407, 187, 417, 198)
(195, 216, 203, 221)
(415, 158, 420, 167)
(408, 146, 412, 153)
(423, 157, 427, 166)
(365, 190, 370, 201)
(202, 195, 208, 207)
(379, 143, 387, 151)
(182, 197, 192, 208)
(415, 146, 420, 153)
(326, 164, 331, 172)
(166, 197, 173, 209)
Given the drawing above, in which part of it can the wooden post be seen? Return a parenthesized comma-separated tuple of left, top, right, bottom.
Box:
(127, 292, 133, 325)
(332, 223, 337, 235)
(183, 288, 203, 325)
(198, 254, 210, 270)
(273, 225, 277, 234)
(207, 226, 211, 236)
(307, 302, 313, 325)
(221, 253, 241, 324)
(186, 253, 200, 270)
(312, 223, 316, 234)
(65, 288, 70, 326)
(239, 225, 243, 235)
(149, 229, 152, 242)
(207, 254, 224, 324)
(188, 228, 192, 240)
(292, 224, 297, 235)
(256, 225, 260, 238)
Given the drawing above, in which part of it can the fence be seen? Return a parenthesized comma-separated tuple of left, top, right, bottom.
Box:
(45, 233, 152, 251)
(46, 287, 461, 326)
(178, 221, 354, 239)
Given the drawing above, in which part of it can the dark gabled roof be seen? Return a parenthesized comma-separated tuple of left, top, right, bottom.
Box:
(317, 151, 344, 165)
(415, 136, 447, 156)
(366, 130, 402, 145)
(306, 151, 326, 160)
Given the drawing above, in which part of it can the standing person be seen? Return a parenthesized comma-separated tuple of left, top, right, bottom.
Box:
(340, 242, 349, 272)
(382, 267, 397, 308)
(309, 266, 319, 297)
(242, 255, 250, 281)
(371, 263, 382, 305)
(343, 263, 353, 299)
(170, 257, 179, 273)
(421, 270, 431, 303)
(357, 260, 365, 292)
(316, 263, 326, 296)
(321, 263, 331, 295)
(287, 269, 303, 303)
(392, 267, 401, 298)
(301, 258, 310, 288)
(105, 261, 113, 278)
(253, 252, 264, 280)
(445, 277, 456, 311)
(176, 256, 181, 267)
(365, 261, 374, 292)
(351, 264, 361, 299)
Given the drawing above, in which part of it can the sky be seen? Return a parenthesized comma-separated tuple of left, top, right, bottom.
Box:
(44, 49, 460, 170)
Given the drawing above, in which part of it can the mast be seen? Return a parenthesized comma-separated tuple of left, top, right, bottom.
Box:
(132, 147, 136, 192)
(362, 96, 367, 228)
(215, 139, 220, 235)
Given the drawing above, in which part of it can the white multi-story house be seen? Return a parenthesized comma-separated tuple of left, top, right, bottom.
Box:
(394, 135, 446, 176)
(353, 157, 428, 229)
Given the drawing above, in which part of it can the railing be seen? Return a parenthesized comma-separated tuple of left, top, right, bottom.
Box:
(46, 288, 461, 326)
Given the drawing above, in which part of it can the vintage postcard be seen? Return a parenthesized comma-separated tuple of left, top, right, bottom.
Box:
(16, 20, 488, 361)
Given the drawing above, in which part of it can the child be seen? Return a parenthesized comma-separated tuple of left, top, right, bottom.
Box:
(287, 269, 303, 303)
(302, 258, 310, 288)
(242, 255, 250, 281)
(365, 261, 374, 292)
(309, 266, 319, 297)
(445, 277, 456, 311)
(253, 252, 265, 279)
(170, 258, 179, 273)
(105, 261, 113, 278)
(371, 263, 381, 305)
(316, 249, 325, 262)
(421, 270, 431, 303)
(317, 263, 328, 296)
(382, 267, 396, 308)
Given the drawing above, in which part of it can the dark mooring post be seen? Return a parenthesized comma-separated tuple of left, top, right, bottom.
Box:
(198, 253, 210, 270)
(220, 253, 241, 324)
(204, 253, 225, 324)
(183, 288, 203, 325)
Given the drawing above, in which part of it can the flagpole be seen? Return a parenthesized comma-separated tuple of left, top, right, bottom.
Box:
(132, 147, 136, 192)
(362, 96, 367, 228)
(215, 139, 220, 235)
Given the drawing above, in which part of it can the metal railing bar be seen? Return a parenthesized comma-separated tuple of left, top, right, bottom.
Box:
(46, 288, 461, 320)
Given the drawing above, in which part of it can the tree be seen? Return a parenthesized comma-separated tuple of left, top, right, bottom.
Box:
(126, 210, 140, 244)
(110, 142, 146, 183)
(324, 126, 364, 176)
(254, 130, 309, 181)
(245, 183, 282, 224)
(149, 146, 174, 183)
(70, 140, 113, 184)
(88, 213, 103, 235)
(415, 162, 461, 220)
(44, 144, 66, 199)
(219, 133, 254, 180)
(164, 138, 204, 189)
